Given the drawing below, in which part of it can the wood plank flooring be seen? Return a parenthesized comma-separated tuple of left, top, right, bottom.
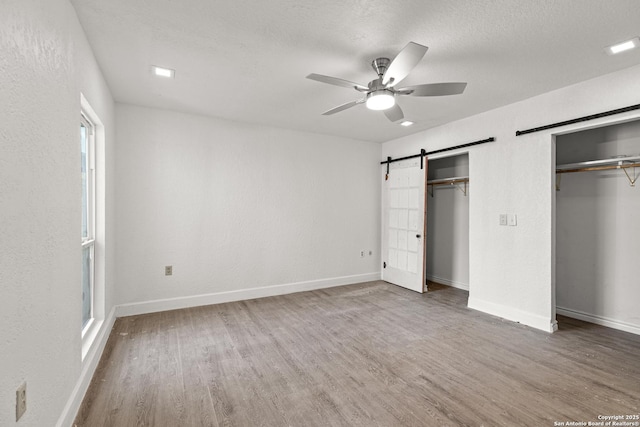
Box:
(74, 281, 640, 426)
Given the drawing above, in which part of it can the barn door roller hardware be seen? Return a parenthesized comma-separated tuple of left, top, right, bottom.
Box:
(515, 103, 640, 136)
(380, 137, 494, 178)
(385, 156, 391, 180)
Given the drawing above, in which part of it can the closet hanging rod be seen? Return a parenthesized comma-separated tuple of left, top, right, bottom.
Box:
(427, 176, 469, 185)
(556, 156, 640, 173)
(427, 176, 468, 196)
(555, 157, 640, 189)
(556, 162, 640, 174)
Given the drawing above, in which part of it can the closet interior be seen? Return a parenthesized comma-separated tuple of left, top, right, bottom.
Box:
(426, 153, 470, 292)
(555, 119, 640, 334)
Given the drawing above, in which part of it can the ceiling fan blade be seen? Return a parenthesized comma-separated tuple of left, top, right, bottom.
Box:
(397, 82, 467, 96)
(322, 99, 365, 115)
(382, 42, 429, 87)
(307, 73, 368, 91)
(384, 103, 404, 122)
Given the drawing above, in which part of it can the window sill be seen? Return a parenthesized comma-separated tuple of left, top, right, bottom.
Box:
(81, 317, 104, 361)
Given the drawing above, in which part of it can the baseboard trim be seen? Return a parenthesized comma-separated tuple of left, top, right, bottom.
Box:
(56, 306, 117, 427)
(557, 306, 640, 336)
(427, 274, 469, 291)
(468, 296, 556, 333)
(115, 272, 382, 317)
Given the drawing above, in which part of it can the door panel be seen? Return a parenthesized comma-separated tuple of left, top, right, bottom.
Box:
(382, 158, 427, 292)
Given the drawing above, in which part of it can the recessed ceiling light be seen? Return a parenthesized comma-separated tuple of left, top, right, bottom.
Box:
(400, 121, 414, 127)
(606, 37, 639, 55)
(151, 66, 175, 78)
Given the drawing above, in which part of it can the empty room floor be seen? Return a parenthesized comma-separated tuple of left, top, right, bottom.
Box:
(74, 282, 640, 426)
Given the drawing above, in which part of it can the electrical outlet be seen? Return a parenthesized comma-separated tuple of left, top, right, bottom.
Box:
(165, 265, 173, 276)
(499, 214, 507, 226)
(16, 382, 26, 421)
(360, 250, 365, 258)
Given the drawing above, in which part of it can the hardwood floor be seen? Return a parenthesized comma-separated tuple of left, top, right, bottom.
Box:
(74, 281, 640, 426)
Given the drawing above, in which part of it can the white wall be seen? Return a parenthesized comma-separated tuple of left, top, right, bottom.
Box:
(382, 63, 640, 332)
(0, 0, 115, 425)
(556, 121, 640, 333)
(426, 155, 469, 290)
(114, 104, 381, 312)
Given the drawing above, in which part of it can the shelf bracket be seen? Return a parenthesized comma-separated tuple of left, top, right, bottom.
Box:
(621, 165, 638, 187)
(556, 173, 561, 191)
(455, 181, 467, 196)
(428, 184, 433, 197)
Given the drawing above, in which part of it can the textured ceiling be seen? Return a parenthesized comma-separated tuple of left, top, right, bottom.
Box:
(69, 0, 640, 143)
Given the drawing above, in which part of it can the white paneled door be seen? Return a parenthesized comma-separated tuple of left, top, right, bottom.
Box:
(382, 158, 427, 293)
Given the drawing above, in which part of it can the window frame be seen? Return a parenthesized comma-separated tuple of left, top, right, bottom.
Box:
(80, 93, 106, 361)
(81, 112, 96, 336)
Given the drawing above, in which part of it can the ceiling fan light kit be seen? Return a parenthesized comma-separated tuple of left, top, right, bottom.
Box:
(366, 90, 395, 110)
(307, 41, 467, 123)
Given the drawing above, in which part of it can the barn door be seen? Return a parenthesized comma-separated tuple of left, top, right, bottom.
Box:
(382, 158, 427, 293)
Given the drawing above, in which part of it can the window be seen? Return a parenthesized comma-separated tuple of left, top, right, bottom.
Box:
(81, 113, 95, 331)
(80, 94, 105, 358)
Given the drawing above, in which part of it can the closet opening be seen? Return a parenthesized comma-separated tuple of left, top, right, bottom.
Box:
(554, 119, 640, 335)
(426, 153, 470, 297)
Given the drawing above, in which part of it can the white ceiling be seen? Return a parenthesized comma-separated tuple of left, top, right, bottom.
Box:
(69, 0, 640, 143)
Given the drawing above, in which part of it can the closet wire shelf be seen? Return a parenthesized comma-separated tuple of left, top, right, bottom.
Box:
(555, 156, 640, 190)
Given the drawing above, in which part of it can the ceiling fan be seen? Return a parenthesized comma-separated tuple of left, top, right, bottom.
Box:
(307, 42, 467, 123)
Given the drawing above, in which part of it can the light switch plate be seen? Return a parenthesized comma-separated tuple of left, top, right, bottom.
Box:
(508, 214, 517, 226)
(499, 214, 507, 226)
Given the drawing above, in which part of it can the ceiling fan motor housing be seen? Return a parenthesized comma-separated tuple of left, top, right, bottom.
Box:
(368, 77, 386, 92)
(371, 57, 391, 77)
(366, 64, 395, 110)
